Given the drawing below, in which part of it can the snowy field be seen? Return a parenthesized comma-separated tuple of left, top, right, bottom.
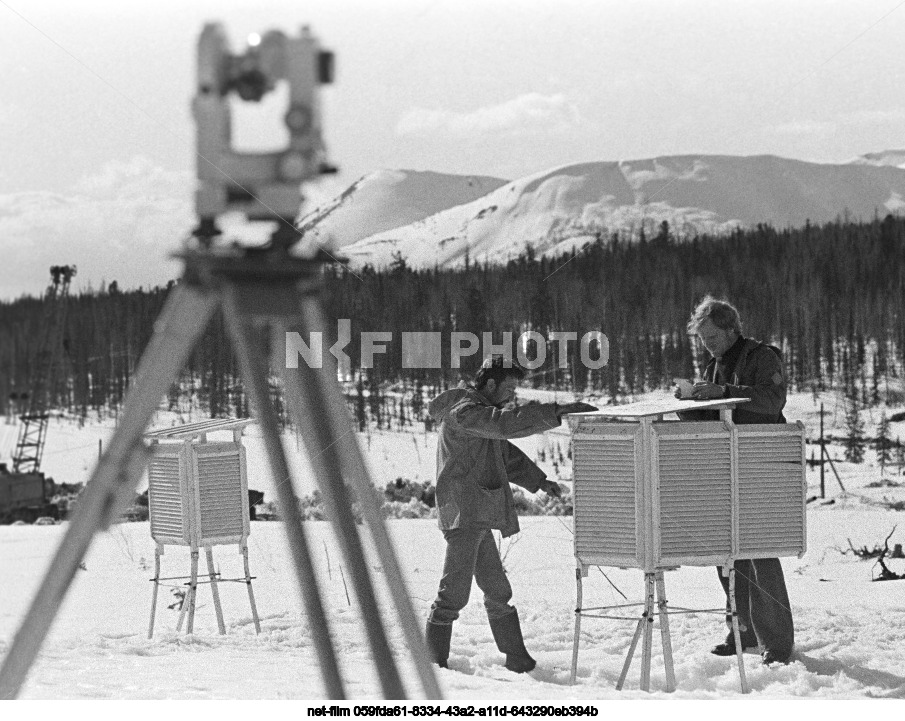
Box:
(1, 390, 905, 701)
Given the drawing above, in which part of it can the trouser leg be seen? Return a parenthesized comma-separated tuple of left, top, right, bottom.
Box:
(473, 530, 514, 620)
(428, 527, 487, 625)
(718, 559, 793, 653)
(747, 558, 794, 654)
(469, 531, 534, 672)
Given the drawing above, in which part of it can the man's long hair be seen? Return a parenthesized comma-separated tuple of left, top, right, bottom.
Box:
(687, 295, 743, 336)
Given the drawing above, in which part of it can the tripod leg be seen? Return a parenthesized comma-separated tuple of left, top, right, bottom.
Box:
(148, 545, 162, 639)
(282, 297, 440, 699)
(0, 283, 216, 699)
(570, 566, 582, 686)
(640, 573, 655, 692)
(186, 550, 200, 635)
(221, 306, 345, 699)
(655, 571, 676, 693)
(241, 542, 261, 634)
(271, 320, 406, 700)
(206, 547, 226, 635)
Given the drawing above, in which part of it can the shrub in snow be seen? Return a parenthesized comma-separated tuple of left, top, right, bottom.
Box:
(383, 478, 436, 508)
(299, 490, 327, 521)
(511, 484, 572, 516)
(382, 498, 436, 519)
(290, 479, 570, 521)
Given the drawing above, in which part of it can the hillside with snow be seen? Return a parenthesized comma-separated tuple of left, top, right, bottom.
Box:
(330, 155, 905, 269)
(296, 169, 507, 250)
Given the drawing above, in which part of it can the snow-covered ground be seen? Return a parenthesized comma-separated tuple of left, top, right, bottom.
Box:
(1, 390, 904, 700)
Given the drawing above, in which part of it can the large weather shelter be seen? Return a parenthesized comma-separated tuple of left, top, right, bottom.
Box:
(567, 397, 806, 693)
(144, 417, 260, 637)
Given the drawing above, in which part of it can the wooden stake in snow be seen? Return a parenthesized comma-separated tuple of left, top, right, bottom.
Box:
(338, 564, 351, 606)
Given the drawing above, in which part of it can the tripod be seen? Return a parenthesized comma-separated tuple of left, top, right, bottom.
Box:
(0, 246, 440, 700)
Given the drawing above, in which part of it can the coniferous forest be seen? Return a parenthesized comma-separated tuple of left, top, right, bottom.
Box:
(1, 214, 903, 426)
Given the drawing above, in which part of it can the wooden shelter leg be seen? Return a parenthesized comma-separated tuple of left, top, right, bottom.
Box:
(616, 615, 645, 691)
(148, 545, 162, 639)
(640, 573, 655, 692)
(727, 566, 750, 694)
(242, 542, 261, 634)
(570, 567, 583, 685)
(186, 550, 200, 634)
(176, 579, 189, 632)
(205, 547, 226, 635)
(655, 570, 676, 692)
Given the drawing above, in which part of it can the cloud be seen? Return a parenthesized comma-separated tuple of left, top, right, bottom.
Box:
(769, 119, 838, 138)
(395, 93, 582, 138)
(0, 156, 194, 299)
(841, 109, 905, 126)
(769, 109, 905, 139)
(72, 155, 191, 200)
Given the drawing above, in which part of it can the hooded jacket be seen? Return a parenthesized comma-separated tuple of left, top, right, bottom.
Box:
(428, 386, 561, 537)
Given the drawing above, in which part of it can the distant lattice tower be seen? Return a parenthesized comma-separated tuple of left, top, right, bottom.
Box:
(144, 418, 261, 637)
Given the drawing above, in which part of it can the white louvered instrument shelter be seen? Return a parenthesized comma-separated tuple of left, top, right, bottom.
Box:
(144, 419, 262, 638)
(568, 398, 806, 572)
(145, 418, 254, 548)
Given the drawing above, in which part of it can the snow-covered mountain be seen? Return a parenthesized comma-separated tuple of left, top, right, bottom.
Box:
(296, 169, 507, 249)
(329, 155, 905, 269)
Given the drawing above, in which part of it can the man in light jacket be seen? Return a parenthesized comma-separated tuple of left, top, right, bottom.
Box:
(425, 357, 595, 672)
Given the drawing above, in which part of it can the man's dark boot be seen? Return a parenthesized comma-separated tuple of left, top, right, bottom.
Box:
(426, 621, 452, 668)
(488, 610, 536, 673)
(762, 648, 792, 666)
(711, 630, 758, 657)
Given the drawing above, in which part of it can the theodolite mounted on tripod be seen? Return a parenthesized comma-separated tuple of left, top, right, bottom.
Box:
(0, 23, 439, 701)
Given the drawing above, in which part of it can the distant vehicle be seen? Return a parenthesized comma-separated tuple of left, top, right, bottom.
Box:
(33, 517, 57, 526)
(0, 464, 60, 524)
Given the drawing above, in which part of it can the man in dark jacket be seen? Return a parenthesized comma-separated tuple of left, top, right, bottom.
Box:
(678, 295, 795, 666)
(425, 357, 595, 672)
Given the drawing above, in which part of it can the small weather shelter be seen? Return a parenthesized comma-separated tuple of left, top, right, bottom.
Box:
(145, 418, 261, 637)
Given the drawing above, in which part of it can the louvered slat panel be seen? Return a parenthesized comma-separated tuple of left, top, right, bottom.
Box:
(148, 453, 185, 541)
(573, 435, 637, 559)
(658, 434, 732, 559)
(196, 450, 244, 540)
(737, 430, 805, 556)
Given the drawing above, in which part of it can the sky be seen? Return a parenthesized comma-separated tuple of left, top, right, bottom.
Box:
(2, 0, 905, 298)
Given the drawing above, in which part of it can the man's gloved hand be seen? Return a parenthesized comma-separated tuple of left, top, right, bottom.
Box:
(691, 382, 725, 400)
(556, 402, 598, 418)
(538, 479, 562, 498)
